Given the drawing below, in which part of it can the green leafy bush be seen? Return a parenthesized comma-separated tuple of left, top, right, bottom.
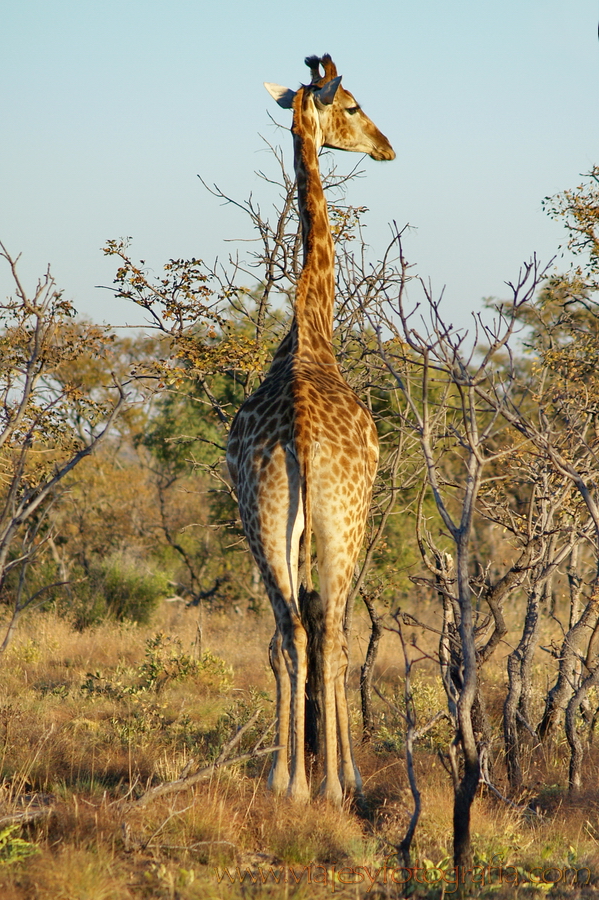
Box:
(0, 825, 39, 866)
(70, 553, 169, 628)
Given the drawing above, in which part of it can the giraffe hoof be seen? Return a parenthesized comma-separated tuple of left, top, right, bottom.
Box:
(340, 764, 362, 794)
(287, 775, 310, 804)
(288, 778, 310, 804)
(320, 778, 343, 807)
(268, 767, 290, 796)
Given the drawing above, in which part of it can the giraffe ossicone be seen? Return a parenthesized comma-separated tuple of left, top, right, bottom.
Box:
(226, 54, 394, 804)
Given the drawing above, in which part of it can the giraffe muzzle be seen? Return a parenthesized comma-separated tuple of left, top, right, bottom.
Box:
(370, 143, 396, 162)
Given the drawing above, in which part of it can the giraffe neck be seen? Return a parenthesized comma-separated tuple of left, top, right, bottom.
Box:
(290, 88, 336, 364)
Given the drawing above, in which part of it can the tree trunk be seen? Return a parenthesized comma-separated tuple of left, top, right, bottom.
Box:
(538, 594, 599, 741)
(359, 591, 382, 741)
(453, 536, 480, 869)
(504, 581, 543, 791)
(504, 650, 523, 791)
(566, 663, 599, 792)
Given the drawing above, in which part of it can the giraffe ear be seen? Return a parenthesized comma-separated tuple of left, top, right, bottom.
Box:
(264, 82, 296, 109)
(315, 76, 342, 106)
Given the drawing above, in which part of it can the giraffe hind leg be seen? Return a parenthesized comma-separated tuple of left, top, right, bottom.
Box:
(312, 529, 363, 804)
(335, 631, 362, 793)
(258, 576, 310, 802)
(268, 629, 290, 794)
(244, 446, 309, 801)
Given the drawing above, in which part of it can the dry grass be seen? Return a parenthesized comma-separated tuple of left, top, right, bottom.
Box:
(0, 602, 596, 898)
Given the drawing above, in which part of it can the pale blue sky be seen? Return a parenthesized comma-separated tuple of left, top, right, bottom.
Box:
(2, 1, 598, 332)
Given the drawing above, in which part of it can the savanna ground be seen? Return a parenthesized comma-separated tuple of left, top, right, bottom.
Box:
(5, 148, 599, 898)
(0, 595, 597, 899)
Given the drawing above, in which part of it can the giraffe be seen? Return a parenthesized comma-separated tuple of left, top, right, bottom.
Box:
(226, 54, 394, 804)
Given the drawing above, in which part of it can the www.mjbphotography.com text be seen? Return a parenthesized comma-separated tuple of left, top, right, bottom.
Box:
(214, 858, 592, 891)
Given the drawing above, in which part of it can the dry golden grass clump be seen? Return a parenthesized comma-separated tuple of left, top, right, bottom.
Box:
(0, 602, 596, 898)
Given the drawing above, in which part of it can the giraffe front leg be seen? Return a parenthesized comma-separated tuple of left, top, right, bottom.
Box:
(285, 618, 310, 803)
(335, 631, 362, 794)
(319, 634, 343, 806)
(268, 630, 290, 795)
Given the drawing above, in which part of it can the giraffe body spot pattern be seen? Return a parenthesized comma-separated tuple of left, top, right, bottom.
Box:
(227, 55, 394, 804)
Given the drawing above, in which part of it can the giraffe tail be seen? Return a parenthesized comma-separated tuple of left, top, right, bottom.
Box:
(297, 432, 325, 757)
(299, 584, 324, 756)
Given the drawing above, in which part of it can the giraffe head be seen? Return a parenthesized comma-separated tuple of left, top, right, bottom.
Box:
(265, 54, 395, 162)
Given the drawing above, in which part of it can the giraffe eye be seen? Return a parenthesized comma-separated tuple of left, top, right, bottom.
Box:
(346, 106, 360, 116)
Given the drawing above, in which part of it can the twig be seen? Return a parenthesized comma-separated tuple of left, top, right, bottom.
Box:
(145, 839, 237, 852)
(372, 684, 449, 741)
(216, 709, 263, 764)
(0, 806, 55, 827)
(479, 749, 540, 816)
(132, 746, 281, 807)
(129, 712, 277, 808)
(140, 801, 195, 849)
